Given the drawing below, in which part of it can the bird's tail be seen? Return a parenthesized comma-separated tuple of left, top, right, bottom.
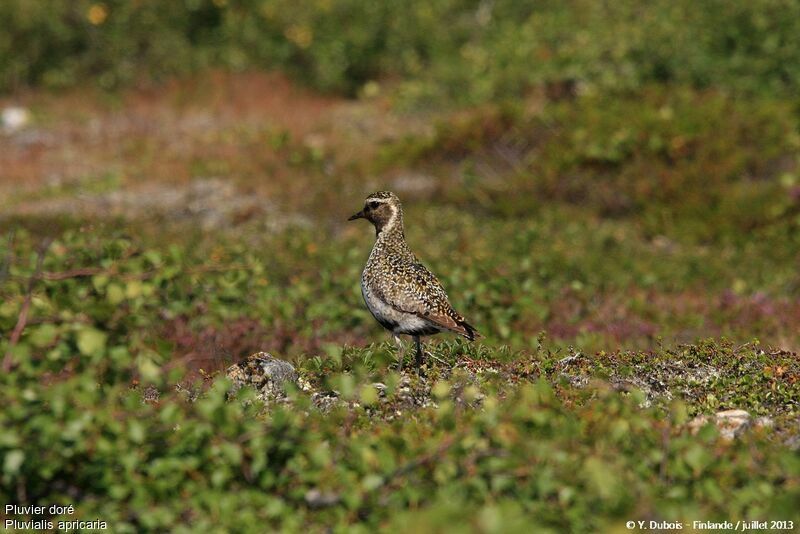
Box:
(458, 320, 480, 341)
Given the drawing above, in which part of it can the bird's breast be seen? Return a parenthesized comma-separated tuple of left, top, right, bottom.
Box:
(361, 276, 442, 336)
(361, 277, 398, 329)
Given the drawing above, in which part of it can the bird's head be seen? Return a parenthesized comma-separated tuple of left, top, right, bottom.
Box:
(348, 191, 403, 235)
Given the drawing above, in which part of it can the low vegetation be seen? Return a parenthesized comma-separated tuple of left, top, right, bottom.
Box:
(4, 0, 800, 104)
(2, 1, 800, 530)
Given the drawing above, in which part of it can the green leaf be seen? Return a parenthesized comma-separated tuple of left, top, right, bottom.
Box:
(29, 324, 58, 348)
(362, 474, 383, 491)
(3, 449, 24, 475)
(138, 357, 162, 384)
(76, 327, 108, 356)
(92, 273, 109, 290)
(128, 420, 146, 444)
(359, 384, 379, 405)
(144, 250, 162, 266)
(0, 301, 18, 318)
(126, 280, 143, 299)
(432, 380, 451, 400)
(684, 444, 711, 474)
(583, 457, 620, 500)
(9, 343, 31, 360)
(106, 283, 125, 305)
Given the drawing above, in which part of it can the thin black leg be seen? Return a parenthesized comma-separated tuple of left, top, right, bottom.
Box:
(414, 335, 424, 375)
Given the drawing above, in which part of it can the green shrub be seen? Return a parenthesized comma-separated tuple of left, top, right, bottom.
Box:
(1, 205, 799, 530)
(4, 0, 800, 102)
(2, 340, 799, 531)
(387, 87, 800, 240)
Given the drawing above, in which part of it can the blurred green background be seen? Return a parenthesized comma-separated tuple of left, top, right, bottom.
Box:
(4, 0, 800, 100)
(2, 1, 800, 532)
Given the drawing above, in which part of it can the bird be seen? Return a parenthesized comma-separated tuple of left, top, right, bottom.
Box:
(348, 191, 479, 374)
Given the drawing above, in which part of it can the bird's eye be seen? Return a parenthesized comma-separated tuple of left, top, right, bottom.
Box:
(368, 201, 380, 209)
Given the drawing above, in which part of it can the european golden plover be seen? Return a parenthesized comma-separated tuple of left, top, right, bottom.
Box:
(348, 191, 478, 373)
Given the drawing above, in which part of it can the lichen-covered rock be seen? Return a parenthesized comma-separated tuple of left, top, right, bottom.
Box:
(714, 409, 752, 439)
(141, 385, 160, 405)
(175, 382, 203, 403)
(688, 409, 752, 440)
(754, 416, 774, 429)
(226, 352, 298, 403)
(311, 390, 341, 412)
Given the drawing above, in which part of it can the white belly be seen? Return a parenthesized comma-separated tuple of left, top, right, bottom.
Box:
(361, 279, 435, 335)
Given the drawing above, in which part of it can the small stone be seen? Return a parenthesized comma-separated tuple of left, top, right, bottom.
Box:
(2, 106, 30, 133)
(141, 385, 160, 405)
(714, 409, 751, 440)
(690, 409, 753, 440)
(754, 416, 774, 429)
(175, 382, 202, 403)
(372, 382, 387, 398)
(784, 434, 800, 451)
(311, 390, 340, 412)
(297, 376, 315, 393)
(557, 353, 581, 367)
(559, 373, 589, 389)
(304, 488, 340, 509)
(226, 352, 298, 403)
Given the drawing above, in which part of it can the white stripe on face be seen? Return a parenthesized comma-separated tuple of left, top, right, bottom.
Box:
(385, 204, 398, 230)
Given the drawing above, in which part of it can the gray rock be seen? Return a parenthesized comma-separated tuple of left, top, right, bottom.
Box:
(304, 488, 341, 509)
(372, 382, 388, 398)
(557, 353, 582, 367)
(311, 390, 341, 412)
(141, 385, 161, 405)
(688, 409, 752, 440)
(784, 433, 800, 451)
(226, 352, 298, 402)
(714, 409, 752, 439)
(754, 416, 774, 429)
(175, 382, 203, 403)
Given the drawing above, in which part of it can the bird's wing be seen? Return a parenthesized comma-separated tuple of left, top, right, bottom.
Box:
(380, 262, 479, 340)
